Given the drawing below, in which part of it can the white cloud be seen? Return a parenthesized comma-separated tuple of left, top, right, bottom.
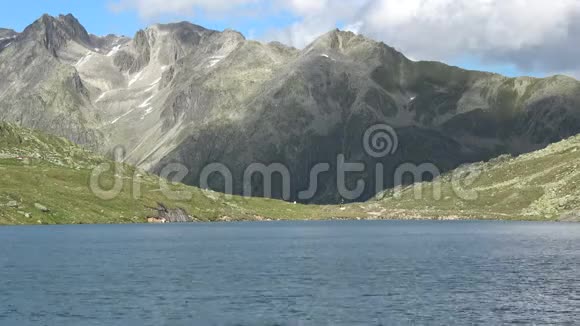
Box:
(267, 0, 580, 77)
(262, 0, 369, 47)
(361, 0, 580, 75)
(343, 21, 363, 34)
(361, 0, 578, 55)
(110, 0, 580, 77)
(109, 0, 261, 18)
(284, 0, 328, 15)
(263, 16, 336, 48)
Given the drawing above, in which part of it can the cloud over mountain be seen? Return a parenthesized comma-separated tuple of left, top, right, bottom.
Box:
(110, 0, 580, 77)
(109, 0, 261, 18)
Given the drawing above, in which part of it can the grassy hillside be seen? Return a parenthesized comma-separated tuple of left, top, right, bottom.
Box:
(0, 122, 334, 225)
(2, 122, 580, 225)
(371, 134, 580, 221)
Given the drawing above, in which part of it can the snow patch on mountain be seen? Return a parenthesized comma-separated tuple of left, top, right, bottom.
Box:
(107, 45, 122, 57)
(208, 55, 226, 67)
(75, 52, 93, 67)
(141, 107, 155, 119)
(128, 71, 144, 87)
(110, 108, 135, 124)
(95, 90, 111, 103)
(138, 94, 155, 108)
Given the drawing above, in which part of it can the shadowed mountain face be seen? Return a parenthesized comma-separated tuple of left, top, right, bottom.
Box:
(2, 14, 580, 203)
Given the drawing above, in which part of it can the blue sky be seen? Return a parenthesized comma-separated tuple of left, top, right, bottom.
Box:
(1, 0, 137, 36)
(0, 0, 295, 38)
(0, 0, 573, 78)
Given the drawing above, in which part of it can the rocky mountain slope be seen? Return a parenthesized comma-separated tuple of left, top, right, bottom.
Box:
(0, 28, 17, 48)
(2, 14, 580, 204)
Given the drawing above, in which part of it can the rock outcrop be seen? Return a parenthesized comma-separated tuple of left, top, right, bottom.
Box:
(147, 203, 193, 223)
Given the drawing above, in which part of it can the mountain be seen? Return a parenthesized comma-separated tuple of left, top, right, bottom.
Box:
(0, 14, 103, 146)
(2, 14, 580, 204)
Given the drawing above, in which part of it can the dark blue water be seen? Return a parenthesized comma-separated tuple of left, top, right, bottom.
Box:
(1, 221, 579, 325)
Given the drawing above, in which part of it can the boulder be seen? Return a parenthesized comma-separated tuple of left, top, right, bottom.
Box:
(7, 200, 18, 208)
(34, 203, 50, 212)
(17, 211, 32, 218)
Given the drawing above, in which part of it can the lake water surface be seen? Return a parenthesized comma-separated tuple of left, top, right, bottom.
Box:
(1, 220, 579, 325)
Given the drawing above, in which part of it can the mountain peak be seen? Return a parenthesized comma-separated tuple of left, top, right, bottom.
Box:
(307, 28, 389, 54)
(22, 13, 92, 53)
(311, 28, 356, 49)
(57, 13, 83, 28)
(35, 13, 77, 27)
(150, 21, 210, 33)
(304, 28, 405, 63)
(137, 21, 216, 48)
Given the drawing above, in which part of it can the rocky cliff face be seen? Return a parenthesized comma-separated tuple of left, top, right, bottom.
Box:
(0, 15, 106, 147)
(0, 29, 17, 50)
(2, 14, 580, 203)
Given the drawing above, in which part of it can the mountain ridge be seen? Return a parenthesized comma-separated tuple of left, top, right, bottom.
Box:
(2, 13, 580, 204)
